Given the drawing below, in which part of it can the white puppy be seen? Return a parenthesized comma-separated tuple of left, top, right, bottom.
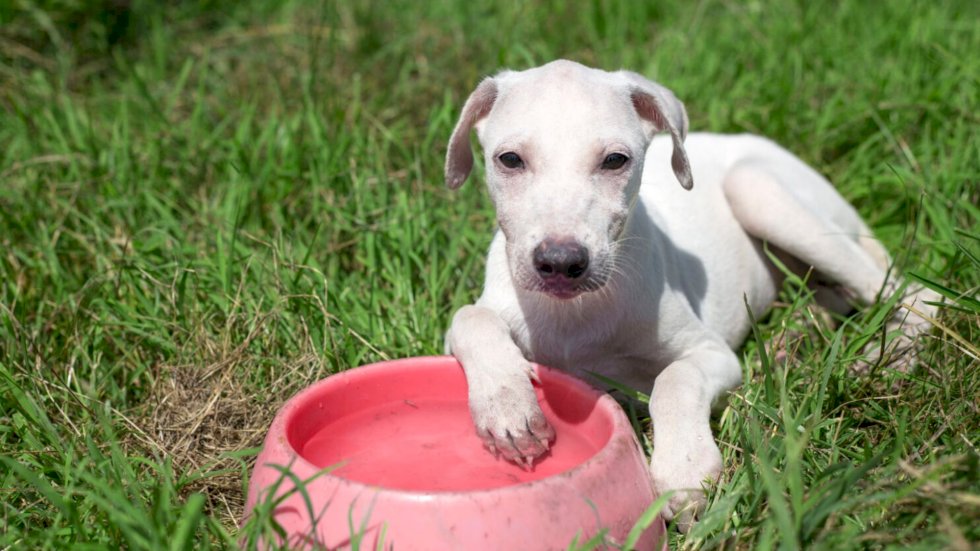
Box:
(443, 60, 936, 527)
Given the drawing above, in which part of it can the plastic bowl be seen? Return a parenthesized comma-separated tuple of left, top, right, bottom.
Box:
(243, 356, 664, 550)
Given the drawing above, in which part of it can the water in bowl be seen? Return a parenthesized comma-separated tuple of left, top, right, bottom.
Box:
(301, 396, 599, 492)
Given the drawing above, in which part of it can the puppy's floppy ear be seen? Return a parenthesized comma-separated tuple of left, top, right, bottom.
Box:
(445, 77, 498, 190)
(620, 71, 693, 190)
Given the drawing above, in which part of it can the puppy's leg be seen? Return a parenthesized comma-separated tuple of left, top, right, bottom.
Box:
(446, 305, 555, 467)
(723, 163, 938, 372)
(724, 164, 887, 303)
(650, 339, 742, 532)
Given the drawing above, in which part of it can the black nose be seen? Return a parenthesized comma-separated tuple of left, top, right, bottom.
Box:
(533, 239, 590, 280)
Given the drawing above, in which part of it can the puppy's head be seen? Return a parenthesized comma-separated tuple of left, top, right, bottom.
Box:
(446, 60, 692, 300)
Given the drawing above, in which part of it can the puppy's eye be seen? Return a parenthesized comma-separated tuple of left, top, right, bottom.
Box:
(601, 153, 629, 170)
(498, 152, 525, 169)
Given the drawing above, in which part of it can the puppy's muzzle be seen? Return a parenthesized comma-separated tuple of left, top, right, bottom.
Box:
(532, 238, 592, 298)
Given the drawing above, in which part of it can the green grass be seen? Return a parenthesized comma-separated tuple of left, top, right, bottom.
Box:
(1, 0, 977, 549)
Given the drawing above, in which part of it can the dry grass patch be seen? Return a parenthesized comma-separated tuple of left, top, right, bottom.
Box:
(134, 353, 321, 528)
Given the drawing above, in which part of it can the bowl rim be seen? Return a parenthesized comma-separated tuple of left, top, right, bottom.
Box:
(262, 355, 645, 499)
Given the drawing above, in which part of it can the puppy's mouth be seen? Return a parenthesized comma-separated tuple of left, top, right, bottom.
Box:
(524, 271, 610, 300)
(538, 279, 586, 300)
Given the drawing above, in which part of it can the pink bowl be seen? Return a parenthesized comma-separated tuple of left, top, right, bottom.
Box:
(243, 356, 665, 550)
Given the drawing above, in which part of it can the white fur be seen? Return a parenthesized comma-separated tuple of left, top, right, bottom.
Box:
(443, 60, 937, 529)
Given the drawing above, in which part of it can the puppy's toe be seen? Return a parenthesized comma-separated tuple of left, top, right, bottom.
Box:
(654, 479, 711, 533)
(651, 441, 722, 531)
(510, 418, 554, 456)
(482, 414, 555, 468)
(528, 411, 556, 447)
(661, 491, 704, 533)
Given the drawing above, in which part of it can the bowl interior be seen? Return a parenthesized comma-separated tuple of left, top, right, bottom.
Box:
(285, 358, 614, 492)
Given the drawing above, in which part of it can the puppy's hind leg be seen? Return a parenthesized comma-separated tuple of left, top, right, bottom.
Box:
(722, 161, 938, 372)
(723, 162, 887, 303)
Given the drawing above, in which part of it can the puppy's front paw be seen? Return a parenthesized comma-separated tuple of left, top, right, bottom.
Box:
(468, 368, 556, 468)
(650, 439, 723, 532)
